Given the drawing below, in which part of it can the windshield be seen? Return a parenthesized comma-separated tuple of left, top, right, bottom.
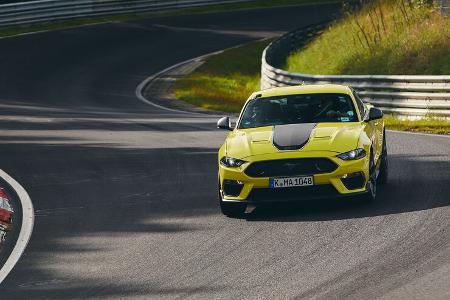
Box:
(238, 93, 358, 129)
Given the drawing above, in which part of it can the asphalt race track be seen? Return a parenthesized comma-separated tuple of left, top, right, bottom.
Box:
(1, 3, 450, 299)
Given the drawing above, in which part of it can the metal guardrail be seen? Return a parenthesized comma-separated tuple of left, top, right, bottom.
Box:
(0, 0, 250, 27)
(261, 24, 450, 117)
(441, 0, 450, 15)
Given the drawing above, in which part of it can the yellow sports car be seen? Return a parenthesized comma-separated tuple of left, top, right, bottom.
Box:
(217, 84, 388, 217)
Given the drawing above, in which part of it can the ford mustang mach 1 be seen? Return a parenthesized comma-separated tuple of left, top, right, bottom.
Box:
(217, 84, 388, 217)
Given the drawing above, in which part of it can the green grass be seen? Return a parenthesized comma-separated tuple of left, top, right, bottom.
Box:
(0, 0, 338, 38)
(384, 115, 450, 135)
(285, 0, 450, 75)
(173, 39, 272, 112)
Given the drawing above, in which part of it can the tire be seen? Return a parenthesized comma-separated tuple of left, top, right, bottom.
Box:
(218, 176, 246, 218)
(363, 150, 377, 202)
(220, 200, 246, 218)
(378, 132, 388, 185)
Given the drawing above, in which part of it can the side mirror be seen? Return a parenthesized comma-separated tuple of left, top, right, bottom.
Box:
(217, 116, 233, 131)
(366, 107, 383, 122)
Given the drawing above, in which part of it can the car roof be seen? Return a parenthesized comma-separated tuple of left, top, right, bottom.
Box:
(250, 84, 353, 99)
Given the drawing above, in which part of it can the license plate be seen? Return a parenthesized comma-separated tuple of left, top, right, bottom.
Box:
(269, 176, 314, 188)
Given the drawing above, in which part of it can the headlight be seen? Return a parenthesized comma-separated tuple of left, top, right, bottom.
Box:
(337, 148, 366, 160)
(220, 156, 246, 168)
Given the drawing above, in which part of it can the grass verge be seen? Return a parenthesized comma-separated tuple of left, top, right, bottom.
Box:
(0, 0, 337, 38)
(173, 39, 272, 112)
(384, 115, 450, 135)
(285, 0, 450, 75)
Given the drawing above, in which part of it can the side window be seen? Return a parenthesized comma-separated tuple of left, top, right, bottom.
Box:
(353, 91, 366, 119)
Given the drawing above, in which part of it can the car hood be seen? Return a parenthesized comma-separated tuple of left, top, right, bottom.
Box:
(226, 123, 363, 159)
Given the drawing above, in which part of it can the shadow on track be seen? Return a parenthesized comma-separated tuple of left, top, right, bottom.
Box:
(1, 96, 449, 298)
(0, 100, 227, 297)
(0, 143, 224, 297)
(0, 99, 218, 132)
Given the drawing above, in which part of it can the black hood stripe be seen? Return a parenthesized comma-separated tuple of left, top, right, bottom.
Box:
(272, 123, 316, 150)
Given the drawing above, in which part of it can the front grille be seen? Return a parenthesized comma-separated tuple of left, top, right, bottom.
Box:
(244, 158, 337, 178)
(247, 185, 339, 202)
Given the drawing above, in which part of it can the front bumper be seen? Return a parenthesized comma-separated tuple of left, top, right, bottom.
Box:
(219, 151, 370, 203)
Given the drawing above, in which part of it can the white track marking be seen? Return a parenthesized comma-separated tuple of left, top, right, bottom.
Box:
(0, 170, 34, 284)
(135, 56, 213, 115)
(134, 39, 271, 116)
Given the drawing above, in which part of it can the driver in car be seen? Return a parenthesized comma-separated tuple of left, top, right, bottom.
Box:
(323, 96, 353, 119)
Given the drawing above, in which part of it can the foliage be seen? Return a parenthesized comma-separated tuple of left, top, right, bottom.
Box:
(286, 0, 450, 74)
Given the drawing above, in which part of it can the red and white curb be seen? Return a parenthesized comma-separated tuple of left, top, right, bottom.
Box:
(0, 170, 34, 284)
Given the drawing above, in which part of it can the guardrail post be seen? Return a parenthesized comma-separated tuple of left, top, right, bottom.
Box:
(441, 0, 450, 15)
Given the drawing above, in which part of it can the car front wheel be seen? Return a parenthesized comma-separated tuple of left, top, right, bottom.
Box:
(363, 150, 377, 202)
(378, 132, 388, 185)
(220, 200, 246, 218)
